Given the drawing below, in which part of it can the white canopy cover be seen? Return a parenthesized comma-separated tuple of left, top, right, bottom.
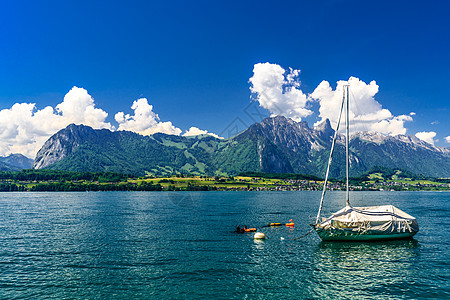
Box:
(316, 205, 419, 241)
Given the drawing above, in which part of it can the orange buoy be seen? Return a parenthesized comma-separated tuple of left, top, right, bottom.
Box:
(270, 223, 282, 226)
(285, 219, 294, 227)
(244, 228, 257, 232)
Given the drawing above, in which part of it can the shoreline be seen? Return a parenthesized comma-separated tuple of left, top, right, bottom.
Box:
(1, 172, 449, 192)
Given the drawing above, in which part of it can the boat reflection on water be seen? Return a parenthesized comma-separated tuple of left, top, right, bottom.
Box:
(308, 239, 420, 299)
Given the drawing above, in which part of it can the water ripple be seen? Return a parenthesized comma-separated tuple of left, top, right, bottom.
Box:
(0, 191, 448, 299)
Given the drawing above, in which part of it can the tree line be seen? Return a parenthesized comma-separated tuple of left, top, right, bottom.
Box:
(0, 181, 163, 192)
(0, 169, 131, 182)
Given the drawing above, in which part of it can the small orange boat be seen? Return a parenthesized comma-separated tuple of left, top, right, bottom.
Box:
(285, 219, 294, 227)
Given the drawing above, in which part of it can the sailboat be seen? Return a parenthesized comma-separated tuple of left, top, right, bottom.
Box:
(313, 85, 419, 241)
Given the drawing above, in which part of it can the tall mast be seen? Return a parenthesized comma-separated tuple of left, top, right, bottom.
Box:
(315, 86, 346, 224)
(345, 84, 350, 206)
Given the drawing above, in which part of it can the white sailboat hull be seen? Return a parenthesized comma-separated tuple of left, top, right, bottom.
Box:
(314, 227, 417, 241)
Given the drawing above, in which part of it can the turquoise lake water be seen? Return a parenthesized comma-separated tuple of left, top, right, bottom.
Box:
(0, 191, 449, 299)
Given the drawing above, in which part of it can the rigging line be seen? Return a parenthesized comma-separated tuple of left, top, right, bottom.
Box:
(349, 86, 371, 133)
(351, 207, 416, 219)
(346, 85, 350, 206)
(315, 86, 346, 225)
(293, 229, 313, 240)
(347, 86, 369, 203)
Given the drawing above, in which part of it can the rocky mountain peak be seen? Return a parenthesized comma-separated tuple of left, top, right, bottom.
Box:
(33, 124, 98, 169)
(313, 118, 331, 131)
(313, 119, 334, 140)
(352, 131, 389, 144)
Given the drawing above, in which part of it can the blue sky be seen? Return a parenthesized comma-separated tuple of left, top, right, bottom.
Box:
(1, 0, 449, 157)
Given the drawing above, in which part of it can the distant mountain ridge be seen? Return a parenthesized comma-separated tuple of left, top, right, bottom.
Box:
(33, 117, 450, 178)
(34, 124, 227, 175)
(0, 154, 34, 171)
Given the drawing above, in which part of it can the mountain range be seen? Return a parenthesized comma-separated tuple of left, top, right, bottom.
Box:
(32, 116, 450, 178)
(0, 154, 34, 171)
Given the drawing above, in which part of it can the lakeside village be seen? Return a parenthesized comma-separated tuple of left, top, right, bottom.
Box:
(151, 175, 450, 192)
(0, 170, 449, 192)
(245, 178, 450, 192)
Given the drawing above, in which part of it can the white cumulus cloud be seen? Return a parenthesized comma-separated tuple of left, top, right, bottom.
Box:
(310, 77, 413, 135)
(115, 98, 182, 136)
(183, 127, 223, 139)
(56, 87, 112, 129)
(249, 62, 312, 122)
(445, 136, 450, 143)
(249, 63, 414, 136)
(0, 86, 112, 158)
(415, 131, 437, 145)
